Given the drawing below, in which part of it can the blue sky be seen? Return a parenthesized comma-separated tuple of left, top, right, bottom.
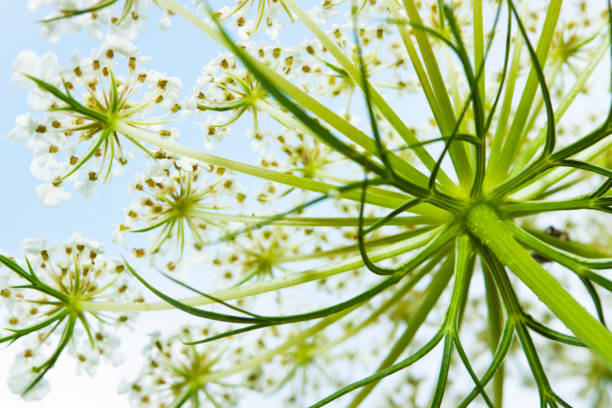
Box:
(0, 5, 223, 407)
(0, 5, 214, 256)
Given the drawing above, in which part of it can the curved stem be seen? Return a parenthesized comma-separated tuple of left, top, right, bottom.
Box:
(466, 204, 612, 368)
(77, 228, 442, 313)
(116, 120, 446, 215)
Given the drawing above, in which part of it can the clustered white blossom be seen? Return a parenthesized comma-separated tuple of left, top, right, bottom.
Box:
(116, 158, 245, 264)
(8, 37, 182, 206)
(0, 234, 141, 399)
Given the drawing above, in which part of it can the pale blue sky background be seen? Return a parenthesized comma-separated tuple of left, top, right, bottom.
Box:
(0, 4, 227, 407)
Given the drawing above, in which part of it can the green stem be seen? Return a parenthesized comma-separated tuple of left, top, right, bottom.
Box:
(116, 120, 451, 218)
(488, 0, 563, 183)
(348, 255, 454, 407)
(77, 228, 442, 313)
(473, 0, 485, 105)
(498, 197, 596, 216)
(191, 210, 433, 228)
(466, 204, 612, 368)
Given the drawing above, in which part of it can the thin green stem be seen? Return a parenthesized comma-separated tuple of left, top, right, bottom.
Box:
(77, 228, 442, 313)
(348, 255, 454, 407)
(488, 0, 563, 183)
(115, 120, 441, 213)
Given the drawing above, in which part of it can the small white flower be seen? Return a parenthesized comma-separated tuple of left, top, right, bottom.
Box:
(8, 361, 51, 400)
(5, 113, 39, 141)
(11, 50, 58, 89)
(158, 14, 172, 30)
(35, 183, 73, 207)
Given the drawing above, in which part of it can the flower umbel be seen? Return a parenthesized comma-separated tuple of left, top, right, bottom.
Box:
(8, 43, 182, 204)
(0, 235, 141, 397)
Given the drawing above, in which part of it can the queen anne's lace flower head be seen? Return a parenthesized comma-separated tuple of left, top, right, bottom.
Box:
(0, 234, 142, 398)
(120, 325, 259, 407)
(7, 38, 183, 206)
(116, 158, 245, 266)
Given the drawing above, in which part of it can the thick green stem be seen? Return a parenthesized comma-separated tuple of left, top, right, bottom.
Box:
(466, 204, 612, 368)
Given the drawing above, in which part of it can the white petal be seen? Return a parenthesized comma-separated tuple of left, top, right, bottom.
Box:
(36, 183, 72, 207)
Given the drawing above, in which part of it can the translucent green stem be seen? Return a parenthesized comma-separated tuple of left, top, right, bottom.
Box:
(466, 204, 612, 368)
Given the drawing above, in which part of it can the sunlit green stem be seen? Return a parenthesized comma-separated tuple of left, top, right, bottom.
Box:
(473, 0, 485, 105)
(498, 197, 599, 215)
(77, 228, 442, 313)
(466, 204, 612, 368)
(348, 256, 454, 408)
(116, 120, 448, 215)
(488, 0, 563, 184)
(192, 210, 433, 228)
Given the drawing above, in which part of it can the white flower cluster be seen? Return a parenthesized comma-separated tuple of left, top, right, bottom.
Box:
(7, 37, 182, 206)
(115, 158, 245, 265)
(28, 0, 156, 41)
(0, 234, 142, 399)
(119, 325, 260, 408)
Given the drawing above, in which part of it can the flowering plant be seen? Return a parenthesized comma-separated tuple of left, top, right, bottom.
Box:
(1, 0, 612, 407)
